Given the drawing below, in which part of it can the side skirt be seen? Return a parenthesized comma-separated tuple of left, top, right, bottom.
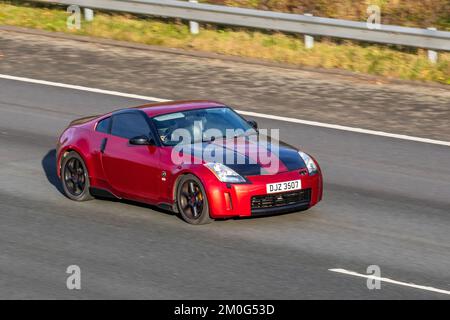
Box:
(157, 202, 176, 213)
(89, 187, 119, 199)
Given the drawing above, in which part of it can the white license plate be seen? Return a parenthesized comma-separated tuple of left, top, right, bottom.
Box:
(266, 180, 302, 194)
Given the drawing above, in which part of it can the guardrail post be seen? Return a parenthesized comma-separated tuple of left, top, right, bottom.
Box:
(84, 8, 94, 22)
(189, 0, 200, 35)
(304, 14, 314, 49)
(427, 27, 438, 63)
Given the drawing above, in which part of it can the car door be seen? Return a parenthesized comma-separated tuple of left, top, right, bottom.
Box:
(101, 111, 161, 202)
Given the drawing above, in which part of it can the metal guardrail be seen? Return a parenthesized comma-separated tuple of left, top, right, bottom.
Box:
(33, 0, 450, 51)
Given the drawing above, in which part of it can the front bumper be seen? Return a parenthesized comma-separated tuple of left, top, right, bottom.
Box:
(250, 188, 312, 216)
(205, 169, 323, 218)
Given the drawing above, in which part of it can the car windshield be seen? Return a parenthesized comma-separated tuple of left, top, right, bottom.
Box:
(152, 107, 256, 146)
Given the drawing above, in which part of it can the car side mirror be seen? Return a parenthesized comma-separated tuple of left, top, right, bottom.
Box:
(129, 135, 155, 146)
(247, 120, 258, 130)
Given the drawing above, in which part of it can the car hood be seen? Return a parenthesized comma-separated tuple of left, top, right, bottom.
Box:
(185, 135, 307, 176)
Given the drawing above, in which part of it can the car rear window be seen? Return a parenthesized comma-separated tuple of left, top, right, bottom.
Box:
(96, 117, 111, 134)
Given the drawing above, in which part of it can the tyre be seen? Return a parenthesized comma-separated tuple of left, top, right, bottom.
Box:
(176, 174, 212, 225)
(61, 151, 94, 201)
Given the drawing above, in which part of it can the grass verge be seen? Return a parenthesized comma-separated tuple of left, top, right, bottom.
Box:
(0, 1, 448, 84)
(206, 0, 450, 31)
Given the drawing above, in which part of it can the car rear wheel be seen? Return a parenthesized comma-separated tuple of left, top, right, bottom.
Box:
(61, 151, 93, 201)
(176, 174, 212, 225)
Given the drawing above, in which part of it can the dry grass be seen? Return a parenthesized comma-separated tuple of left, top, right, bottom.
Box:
(206, 0, 450, 31)
(0, 1, 448, 84)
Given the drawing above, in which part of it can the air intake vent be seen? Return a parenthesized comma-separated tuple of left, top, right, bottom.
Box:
(251, 189, 311, 211)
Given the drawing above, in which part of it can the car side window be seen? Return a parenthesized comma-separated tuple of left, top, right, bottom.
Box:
(111, 113, 150, 140)
(96, 117, 111, 134)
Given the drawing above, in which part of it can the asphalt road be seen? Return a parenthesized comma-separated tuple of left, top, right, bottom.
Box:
(0, 77, 449, 300)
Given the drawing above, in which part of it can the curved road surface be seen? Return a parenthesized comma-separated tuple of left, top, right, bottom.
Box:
(0, 77, 449, 299)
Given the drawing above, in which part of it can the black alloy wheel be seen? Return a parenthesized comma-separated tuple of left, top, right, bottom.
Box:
(61, 151, 93, 201)
(177, 174, 212, 225)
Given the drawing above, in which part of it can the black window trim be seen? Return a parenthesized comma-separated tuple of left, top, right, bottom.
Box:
(110, 109, 160, 146)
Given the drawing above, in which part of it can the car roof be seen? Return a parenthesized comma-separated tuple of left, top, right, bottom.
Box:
(68, 101, 228, 130)
(135, 100, 226, 118)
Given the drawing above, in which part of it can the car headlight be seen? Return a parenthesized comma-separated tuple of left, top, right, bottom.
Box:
(204, 163, 246, 183)
(298, 151, 318, 175)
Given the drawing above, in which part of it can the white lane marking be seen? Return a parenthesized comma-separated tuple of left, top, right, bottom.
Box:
(329, 268, 450, 296)
(0, 74, 170, 103)
(1, 73, 449, 147)
(237, 111, 450, 147)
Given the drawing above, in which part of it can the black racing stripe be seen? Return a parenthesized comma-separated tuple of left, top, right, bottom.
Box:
(227, 163, 263, 176)
(227, 146, 306, 176)
(196, 137, 306, 176)
(278, 146, 307, 171)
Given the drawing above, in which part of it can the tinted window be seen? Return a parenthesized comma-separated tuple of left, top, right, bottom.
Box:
(96, 117, 111, 134)
(111, 113, 150, 139)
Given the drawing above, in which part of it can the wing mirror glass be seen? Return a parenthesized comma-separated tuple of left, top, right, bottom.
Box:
(129, 135, 155, 146)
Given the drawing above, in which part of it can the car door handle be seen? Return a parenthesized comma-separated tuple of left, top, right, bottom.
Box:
(100, 138, 108, 154)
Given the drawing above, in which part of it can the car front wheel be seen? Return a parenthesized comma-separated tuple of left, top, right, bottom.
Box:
(176, 174, 212, 225)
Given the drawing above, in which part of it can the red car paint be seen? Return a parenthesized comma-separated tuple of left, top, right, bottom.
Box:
(57, 101, 323, 219)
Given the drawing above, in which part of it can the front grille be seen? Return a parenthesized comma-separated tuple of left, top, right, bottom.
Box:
(251, 189, 311, 210)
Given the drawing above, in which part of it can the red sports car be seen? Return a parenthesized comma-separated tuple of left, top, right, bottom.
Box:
(56, 101, 323, 224)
